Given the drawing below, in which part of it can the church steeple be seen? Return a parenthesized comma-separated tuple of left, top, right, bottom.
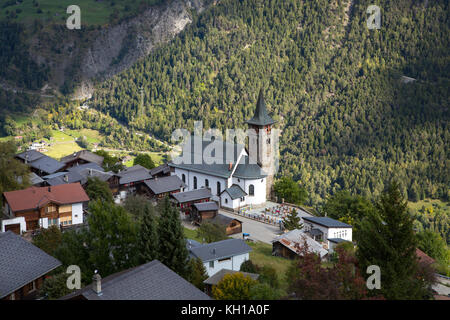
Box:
(245, 88, 276, 126)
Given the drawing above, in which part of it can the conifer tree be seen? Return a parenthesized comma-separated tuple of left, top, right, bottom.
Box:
(356, 182, 434, 299)
(282, 208, 303, 231)
(157, 196, 189, 277)
(138, 205, 159, 264)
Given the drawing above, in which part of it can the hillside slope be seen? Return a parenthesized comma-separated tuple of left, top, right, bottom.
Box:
(90, 0, 449, 206)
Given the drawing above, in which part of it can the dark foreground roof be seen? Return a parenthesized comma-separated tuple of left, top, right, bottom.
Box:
(171, 188, 212, 203)
(144, 175, 186, 195)
(302, 216, 352, 228)
(193, 201, 219, 212)
(0, 231, 61, 298)
(204, 269, 259, 286)
(189, 239, 252, 263)
(16, 150, 65, 175)
(222, 184, 247, 200)
(61, 260, 210, 300)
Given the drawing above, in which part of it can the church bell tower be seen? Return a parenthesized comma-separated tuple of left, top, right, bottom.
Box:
(245, 88, 276, 199)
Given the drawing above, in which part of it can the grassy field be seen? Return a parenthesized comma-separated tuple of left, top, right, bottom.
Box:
(65, 128, 102, 144)
(43, 130, 82, 159)
(1, 0, 164, 25)
(408, 199, 450, 215)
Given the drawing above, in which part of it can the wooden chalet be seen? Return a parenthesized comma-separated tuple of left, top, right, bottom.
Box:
(170, 188, 212, 215)
(142, 175, 186, 200)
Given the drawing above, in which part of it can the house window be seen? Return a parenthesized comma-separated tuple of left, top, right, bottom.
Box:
(209, 261, 214, 268)
(225, 198, 228, 204)
(205, 179, 209, 188)
(217, 182, 221, 195)
(194, 176, 197, 189)
(48, 218, 58, 226)
(182, 174, 186, 183)
(249, 184, 254, 196)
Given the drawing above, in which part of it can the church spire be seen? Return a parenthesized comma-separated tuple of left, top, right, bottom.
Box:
(245, 88, 275, 126)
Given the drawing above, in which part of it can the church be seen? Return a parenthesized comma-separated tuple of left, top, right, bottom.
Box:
(169, 89, 277, 211)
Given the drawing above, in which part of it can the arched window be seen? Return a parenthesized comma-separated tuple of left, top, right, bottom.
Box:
(205, 179, 209, 188)
(182, 174, 186, 183)
(193, 176, 197, 189)
(249, 184, 254, 196)
(217, 182, 221, 195)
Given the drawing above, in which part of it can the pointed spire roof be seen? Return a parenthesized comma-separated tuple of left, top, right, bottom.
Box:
(245, 88, 276, 126)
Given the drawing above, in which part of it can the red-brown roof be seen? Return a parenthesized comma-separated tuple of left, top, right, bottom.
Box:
(3, 183, 90, 213)
(416, 248, 436, 265)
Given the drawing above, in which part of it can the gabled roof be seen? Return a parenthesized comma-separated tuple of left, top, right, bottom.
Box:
(171, 188, 212, 203)
(273, 229, 328, 258)
(61, 260, 210, 300)
(3, 183, 90, 213)
(45, 171, 83, 186)
(245, 88, 276, 126)
(77, 168, 115, 185)
(203, 269, 259, 286)
(60, 150, 104, 166)
(0, 231, 61, 298)
(67, 162, 104, 174)
(169, 136, 245, 179)
(209, 214, 241, 226)
(16, 150, 65, 175)
(29, 172, 44, 185)
(193, 201, 219, 212)
(328, 238, 348, 244)
(416, 248, 435, 265)
(222, 184, 247, 200)
(117, 165, 152, 184)
(302, 216, 352, 228)
(150, 163, 172, 176)
(188, 239, 252, 263)
(143, 175, 186, 195)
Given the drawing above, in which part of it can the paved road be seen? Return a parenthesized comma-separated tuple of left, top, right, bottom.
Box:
(218, 210, 283, 244)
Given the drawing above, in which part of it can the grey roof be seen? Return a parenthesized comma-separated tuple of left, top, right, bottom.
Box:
(144, 175, 186, 195)
(189, 239, 252, 263)
(67, 162, 104, 174)
(204, 269, 259, 285)
(16, 150, 65, 175)
(233, 155, 267, 179)
(0, 231, 62, 298)
(60, 150, 104, 165)
(62, 260, 210, 300)
(193, 201, 219, 212)
(118, 165, 152, 184)
(273, 229, 328, 258)
(150, 163, 171, 176)
(210, 214, 241, 227)
(171, 188, 212, 203)
(222, 184, 247, 200)
(310, 228, 323, 236)
(302, 216, 352, 228)
(186, 239, 203, 250)
(78, 168, 115, 185)
(328, 238, 349, 244)
(45, 171, 83, 186)
(29, 172, 44, 185)
(245, 89, 276, 126)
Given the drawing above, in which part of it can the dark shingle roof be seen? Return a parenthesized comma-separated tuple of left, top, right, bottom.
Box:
(144, 175, 186, 195)
(60, 150, 104, 166)
(245, 89, 276, 126)
(0, 231, 61, 298)
(62, 260, 210, 300)
(222, 184, 247, 200)
(67, 162, 104, 174)
(16, 150, 65, 175)
(171, 188, 212, 203)
(203, 269, 259, 285)
(118, 165, 152, 184)
(302, 216, 352, 228)
(328, 238, 349, 244)
(310, 228, 323, 236)
(29, 172, 44, 185)
(209, 214, 241, 227)
(188, 239, 252, 263)
(150, 163, 171, 176)
(45, 171, 83, 186)
(193, 201, 219, 212)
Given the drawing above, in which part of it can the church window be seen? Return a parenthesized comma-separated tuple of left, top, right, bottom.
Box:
(249, 184, 255, 196)
(217, 182, 221, 195)
(194, 176, 197, 189)
(182, 174, 186, 183)
(205, 179, 209, 188)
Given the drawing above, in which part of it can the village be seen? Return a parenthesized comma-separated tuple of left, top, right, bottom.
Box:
(1, 91, 447, 301)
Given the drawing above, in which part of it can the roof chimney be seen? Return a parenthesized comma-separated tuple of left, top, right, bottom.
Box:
(92, 271, 102, 295)
(212, 248, 216, 255)
(63, 174, 69, 183)
(228, 162, 232, 171)
(25, 154, 29, 164)
(89, 169, 93, 176)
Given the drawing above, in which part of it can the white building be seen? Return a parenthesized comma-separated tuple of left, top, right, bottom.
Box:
(169, 89, 277, 210)
(301, 216, 353, 245)
(187, 238, 252, 277)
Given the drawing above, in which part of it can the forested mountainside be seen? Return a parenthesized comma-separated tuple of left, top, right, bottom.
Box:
(91, 0, 449, 206)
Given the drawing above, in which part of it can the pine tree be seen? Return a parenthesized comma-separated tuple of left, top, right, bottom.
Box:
(187, 257, 208, 291)
(138, 205, 159, 264)
(157, 196, 189, 277)
(282, 208, 303, 231)
(356, 182, 434, 299)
